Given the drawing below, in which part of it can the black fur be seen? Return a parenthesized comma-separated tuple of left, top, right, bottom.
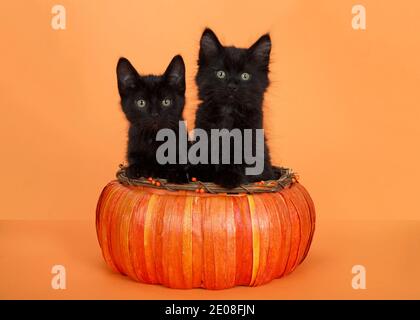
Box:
(117, 55, 188, 183)
(193, 28, 275, 188)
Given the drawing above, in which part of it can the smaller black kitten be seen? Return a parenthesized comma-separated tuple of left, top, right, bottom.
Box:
(117, 55, 188, 183)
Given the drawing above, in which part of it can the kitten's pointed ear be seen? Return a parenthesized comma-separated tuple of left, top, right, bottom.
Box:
(249, 34, 271, 67)
(117, 57, 138, 96)
(199, 28, 222, 62)
(164, 55, 185, 92)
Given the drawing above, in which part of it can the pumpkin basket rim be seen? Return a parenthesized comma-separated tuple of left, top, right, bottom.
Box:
(116, 165, 297, 194)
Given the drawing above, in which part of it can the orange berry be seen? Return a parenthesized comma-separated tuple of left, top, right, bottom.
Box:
(155, 181, 161, 187)
(191, 177, 197, 182)
(195, 189, 200, 193)
(199, 188, 205, 193)
(147, 177, 153, 181)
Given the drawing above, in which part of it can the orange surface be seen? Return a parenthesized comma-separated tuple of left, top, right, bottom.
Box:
(1, 0, 420, 299)
(1, 219, 419, 299)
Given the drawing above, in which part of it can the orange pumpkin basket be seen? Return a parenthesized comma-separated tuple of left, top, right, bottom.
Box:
(95, 166, 315, 289)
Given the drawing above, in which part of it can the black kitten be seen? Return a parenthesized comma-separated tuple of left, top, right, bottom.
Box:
(193, 28, 275, 188)
(117, 55, 188, 183)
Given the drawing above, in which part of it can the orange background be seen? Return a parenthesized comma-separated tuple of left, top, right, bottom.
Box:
(1, 0, 420, 299)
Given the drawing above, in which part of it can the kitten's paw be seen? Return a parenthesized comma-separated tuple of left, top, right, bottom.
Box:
(166, 171, 189, 184)
(126, 164, 148, 179)
(188, 165, 214, 182)
(248, 171, 276, 183)
(214, 169, 244, 189)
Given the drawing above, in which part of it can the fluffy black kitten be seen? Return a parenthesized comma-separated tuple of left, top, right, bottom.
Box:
(117, 55, 188, 183)
(193, 28, 275, 188)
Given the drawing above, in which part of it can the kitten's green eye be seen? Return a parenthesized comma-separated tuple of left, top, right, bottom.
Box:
(216, 70, 226, 79)
(241, 72, 251, 81)
(136, 99, 146, 108)
(162, 98, 172, 107)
